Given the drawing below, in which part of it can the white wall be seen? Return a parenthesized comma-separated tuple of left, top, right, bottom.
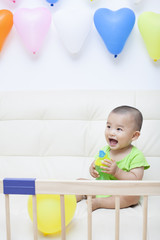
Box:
(0, 0, 160, 91)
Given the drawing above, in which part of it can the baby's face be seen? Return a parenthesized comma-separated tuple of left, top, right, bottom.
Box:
(105, 112, 137, 151)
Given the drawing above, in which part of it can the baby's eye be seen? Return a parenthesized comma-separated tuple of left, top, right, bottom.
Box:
(117, 128, 122, 131)
(107, 125, 111, 129)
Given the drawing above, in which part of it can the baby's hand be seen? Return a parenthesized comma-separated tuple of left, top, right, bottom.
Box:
(101, 159, 118, 176)
(89, 161, 100, 178)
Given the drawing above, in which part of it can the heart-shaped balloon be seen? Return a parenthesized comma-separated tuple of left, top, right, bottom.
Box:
(9, 0, 18, 4)
(138, 12, 160, 61)
(46, 0, 58, 7)
(2, 0, 21, 7)
(53, 8, 92, 54)
(0, 10, 13, 52)
(14, 8, 52, 54)
(94, 8, 135, 57)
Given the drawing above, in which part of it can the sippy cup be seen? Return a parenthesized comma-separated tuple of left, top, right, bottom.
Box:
(95, 150, 110, 180)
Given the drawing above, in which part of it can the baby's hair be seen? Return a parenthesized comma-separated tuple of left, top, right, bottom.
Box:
(111, 105, 143, 131)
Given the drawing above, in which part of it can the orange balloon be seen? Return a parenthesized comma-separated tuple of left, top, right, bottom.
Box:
(0, 10, 13, 51)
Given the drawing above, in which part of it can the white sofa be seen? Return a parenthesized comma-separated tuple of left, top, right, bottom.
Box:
(0, 90, 160, 240)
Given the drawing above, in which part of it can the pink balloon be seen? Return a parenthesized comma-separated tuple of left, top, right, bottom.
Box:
(3, 0, 21, 7)
(9, 0, 16, 3)
(14, 8, 52, 54)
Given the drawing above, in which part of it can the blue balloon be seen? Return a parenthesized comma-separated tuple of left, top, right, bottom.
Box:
(46, 0, 58, 6)
(94, 8, 135, 57)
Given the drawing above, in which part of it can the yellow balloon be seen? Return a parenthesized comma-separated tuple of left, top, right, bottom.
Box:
(28, 194, 77, 235)
(138, 12, 160, 61)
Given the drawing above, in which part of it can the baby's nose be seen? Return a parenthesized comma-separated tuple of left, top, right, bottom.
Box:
(110, 128, 116, 136)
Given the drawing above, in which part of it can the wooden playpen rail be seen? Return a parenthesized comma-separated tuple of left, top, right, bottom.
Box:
(0, 179, 160, 240)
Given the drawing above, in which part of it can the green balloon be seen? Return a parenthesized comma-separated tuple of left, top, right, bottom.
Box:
(138, 12, 160, 61)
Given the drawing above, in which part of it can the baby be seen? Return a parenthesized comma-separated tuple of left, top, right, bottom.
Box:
(77, 105, 150, 211)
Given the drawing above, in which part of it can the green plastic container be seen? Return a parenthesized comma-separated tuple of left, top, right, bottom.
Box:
(95, 150, 110, 180)
(95, 150, 111, 197)
(95, 165, 111, 180)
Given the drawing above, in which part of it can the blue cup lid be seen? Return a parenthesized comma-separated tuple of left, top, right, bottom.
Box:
(99, 150, 106, 158)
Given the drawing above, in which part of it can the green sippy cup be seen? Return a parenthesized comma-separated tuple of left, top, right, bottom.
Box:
(95, 150, 110, 180)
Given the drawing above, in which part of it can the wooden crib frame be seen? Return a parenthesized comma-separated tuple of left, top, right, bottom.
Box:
(0, 179, 160, 240)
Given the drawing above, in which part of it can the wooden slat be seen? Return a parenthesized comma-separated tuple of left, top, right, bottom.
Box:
(36, 180, 160, 196)
(0, 180, 3, 193)
(115, 196, 120, 240)
(5, 195, 11, 240)
(32, 195, 38, 240)
(87, 196, 92, 240)
(1, 179, 160, 240)
(142, 196, 148, 240)
(60, 195, 66, 240)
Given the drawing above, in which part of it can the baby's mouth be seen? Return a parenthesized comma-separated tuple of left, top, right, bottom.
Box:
(109, 138, 118, 146)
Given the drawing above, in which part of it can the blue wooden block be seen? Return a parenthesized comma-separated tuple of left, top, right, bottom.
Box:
(3, 178, 36, 195)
